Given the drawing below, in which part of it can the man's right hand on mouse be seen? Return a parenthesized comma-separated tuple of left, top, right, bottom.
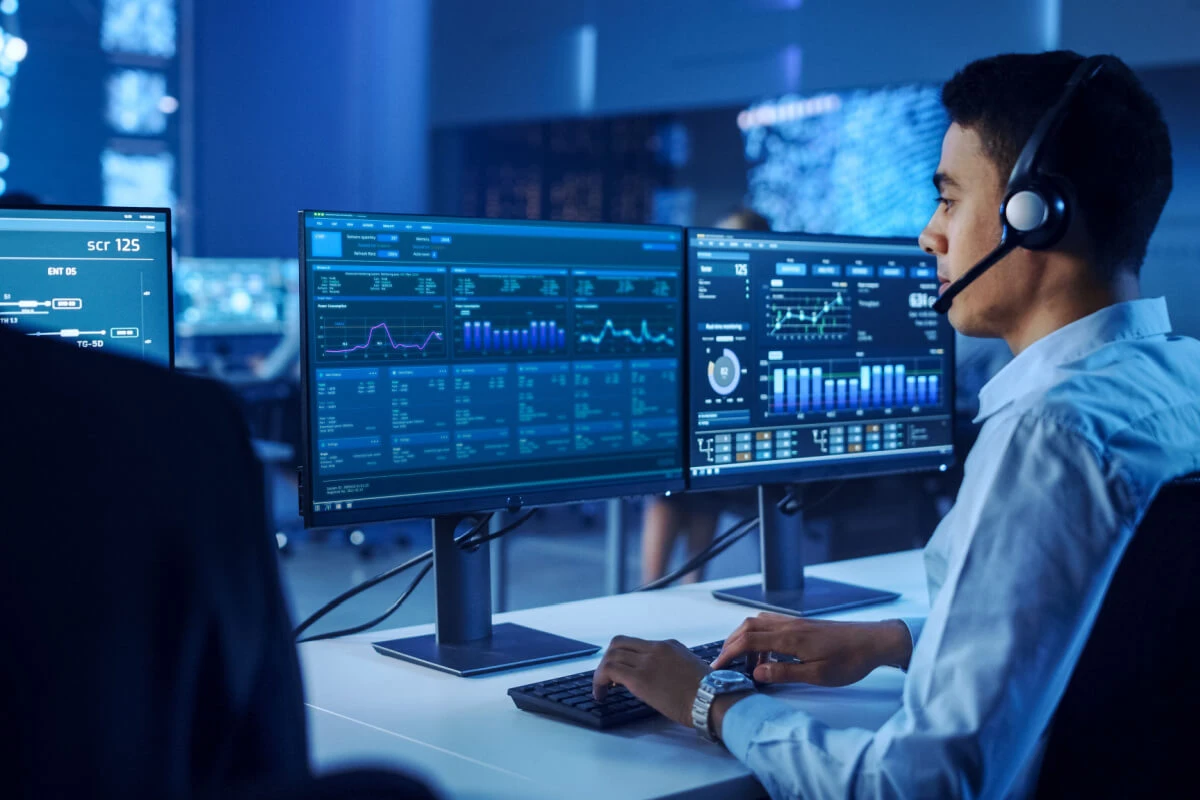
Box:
(712, 613, 913, 686)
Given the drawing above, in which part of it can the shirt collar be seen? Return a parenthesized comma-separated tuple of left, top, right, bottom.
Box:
(974, 297, 1173, 423)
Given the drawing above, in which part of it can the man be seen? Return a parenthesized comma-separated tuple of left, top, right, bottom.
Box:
(0, 325, 310, 797)
(591, 51, 1200, 797)
(0, 326, 437, 798)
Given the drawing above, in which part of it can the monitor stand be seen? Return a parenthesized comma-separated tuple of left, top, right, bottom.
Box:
(372, 514, 599, 677)
(712, 484, 900, 616)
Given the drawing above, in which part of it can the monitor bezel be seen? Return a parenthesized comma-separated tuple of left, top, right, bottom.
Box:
(297, 209, 688, 527)
(683, 227, 956, 492)
(0, 203, 175, 370)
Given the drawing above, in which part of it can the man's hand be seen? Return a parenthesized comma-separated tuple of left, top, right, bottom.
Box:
(592, 636, 712, 727)
(712, 613, 912, 686)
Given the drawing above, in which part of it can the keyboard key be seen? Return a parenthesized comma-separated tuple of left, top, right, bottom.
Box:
(508, 639, 755, 730)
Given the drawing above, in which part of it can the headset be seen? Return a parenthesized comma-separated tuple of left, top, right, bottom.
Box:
(933, 55, 1114, 314)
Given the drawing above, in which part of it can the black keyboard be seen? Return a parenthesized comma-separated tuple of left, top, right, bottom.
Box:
(508, 640, 756, 729)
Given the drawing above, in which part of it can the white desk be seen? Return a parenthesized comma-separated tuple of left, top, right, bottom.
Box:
(301, 549, 928, 800)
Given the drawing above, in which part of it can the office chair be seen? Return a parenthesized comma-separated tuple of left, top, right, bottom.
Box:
(1036, 473, 1200, 797)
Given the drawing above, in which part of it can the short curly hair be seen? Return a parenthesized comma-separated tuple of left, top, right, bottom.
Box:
(942, 51, 1172, 278)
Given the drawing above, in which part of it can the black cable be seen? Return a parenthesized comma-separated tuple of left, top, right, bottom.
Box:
(666, 515, 759, 585)
(460, 509, 538, 551)
(297, 562, 433, 644)
(639, 516, 757, 591)
(639, 483, 844, 592)
(643, 483, 846, 590)
(292, 513, 491, 639)
(637, 515, 759, 591)
(294, 510, 539, 643)
(777, 481, 845, 516)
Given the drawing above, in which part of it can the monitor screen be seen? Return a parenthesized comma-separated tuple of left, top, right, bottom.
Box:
(299, 211, 686, 524)
(0, 205, 172, 366)
(174, 257, 298, 336)
(687, 228, 954, 490)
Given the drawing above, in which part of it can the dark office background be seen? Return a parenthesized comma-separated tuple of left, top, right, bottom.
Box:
(2, 0, 1199, 632)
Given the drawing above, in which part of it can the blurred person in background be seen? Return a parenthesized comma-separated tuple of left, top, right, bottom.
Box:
(640, 208, 770, 585)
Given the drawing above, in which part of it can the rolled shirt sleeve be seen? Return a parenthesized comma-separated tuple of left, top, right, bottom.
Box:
(717, 413, 1137, 799)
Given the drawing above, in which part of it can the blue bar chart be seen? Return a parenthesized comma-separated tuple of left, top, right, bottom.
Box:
(768, 357, 944, 414)
(452, 301, 570, 357)
(461, 319, 567, 353)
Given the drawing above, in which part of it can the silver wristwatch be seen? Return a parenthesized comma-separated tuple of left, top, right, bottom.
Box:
(692, 669, 756, 742)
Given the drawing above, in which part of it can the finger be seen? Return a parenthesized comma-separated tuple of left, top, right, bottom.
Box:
(592, 658, 639, 701)
(721, 617, 763, 649)
(709, 648, 739, 670)
(656, 639, 692, 657)
(721, 624, 748, 652)
(752, 661, 821, 685)
(713, 631, 779, 668)
(608, 635, 651, 653)
(712, 631, 753, 667)
(723, 614, 789, 649)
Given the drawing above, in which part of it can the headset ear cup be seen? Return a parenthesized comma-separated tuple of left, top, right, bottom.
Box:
(1004, 189, 1049, 233)
(1007, 178, 1070, 251)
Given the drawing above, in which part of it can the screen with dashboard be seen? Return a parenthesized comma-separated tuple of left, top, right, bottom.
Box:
(0, 205, 172, 366)
(300, 211, 686, 523)
(688, 229, 954, 490)
(174, 257, 298, 337)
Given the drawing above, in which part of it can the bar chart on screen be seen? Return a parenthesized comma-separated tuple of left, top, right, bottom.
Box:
(764, 356, 945, 416)
(452, 301, 569, 357)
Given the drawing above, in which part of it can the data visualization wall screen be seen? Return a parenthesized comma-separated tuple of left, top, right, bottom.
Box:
(688, 229, 954, 490)
(174, 258, 298, 336)
(0, 206, 172, 366)
(300, 211, 685, 524)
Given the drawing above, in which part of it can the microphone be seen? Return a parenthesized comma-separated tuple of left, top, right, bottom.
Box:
(932, 236, 1017, 314)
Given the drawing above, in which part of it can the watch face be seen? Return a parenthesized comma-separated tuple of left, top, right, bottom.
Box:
(709, 669, 750, 688)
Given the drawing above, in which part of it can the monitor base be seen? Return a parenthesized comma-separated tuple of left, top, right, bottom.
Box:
(712, 577, 899, 617)
(372, 622, 599, 677)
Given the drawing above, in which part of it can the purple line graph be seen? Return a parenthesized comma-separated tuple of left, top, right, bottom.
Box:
(319, 315, 447, 360)
(325, 325, 442, 354)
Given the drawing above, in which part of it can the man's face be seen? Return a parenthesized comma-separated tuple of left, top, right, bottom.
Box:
(919, 123, 1033, 337)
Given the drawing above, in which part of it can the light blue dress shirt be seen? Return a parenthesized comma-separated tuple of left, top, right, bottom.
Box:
(721, 298, 1200, 798)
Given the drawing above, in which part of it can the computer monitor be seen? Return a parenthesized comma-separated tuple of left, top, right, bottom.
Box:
(172, 257, 298, 377)
(0, 205, 173, 367)
(686, 227, 955, 615)
(298, 210, 686, 674)
(174, 257, 298, 337)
